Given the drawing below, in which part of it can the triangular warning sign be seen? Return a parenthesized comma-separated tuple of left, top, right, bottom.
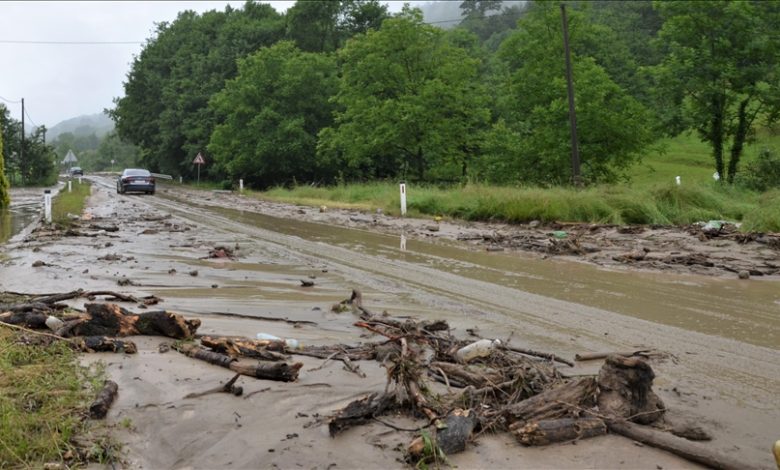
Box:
(193, 152, 205, 165)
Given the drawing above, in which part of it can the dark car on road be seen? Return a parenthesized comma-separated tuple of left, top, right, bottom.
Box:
(117, 168, 155, 195)
(69, 167, 84, 176)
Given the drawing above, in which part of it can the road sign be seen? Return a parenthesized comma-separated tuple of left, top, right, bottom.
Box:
(193, 152, 205, 186)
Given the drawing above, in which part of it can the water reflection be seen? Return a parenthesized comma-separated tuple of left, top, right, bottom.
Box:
(0, 203, 40, 245)
(400, 230, 407, 252)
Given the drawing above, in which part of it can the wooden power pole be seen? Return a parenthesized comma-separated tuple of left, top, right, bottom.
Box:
(560, 4, 581, 185)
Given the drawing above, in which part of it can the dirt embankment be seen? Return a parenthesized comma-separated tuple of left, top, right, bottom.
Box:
(168, 186, 780, 280)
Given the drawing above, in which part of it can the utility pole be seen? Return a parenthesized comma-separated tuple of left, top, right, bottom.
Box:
(560, 4, 581, 186)
(20, 98, 25, 184)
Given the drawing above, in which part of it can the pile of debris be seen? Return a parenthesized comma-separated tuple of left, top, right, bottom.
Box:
(0, 289, 752, 470)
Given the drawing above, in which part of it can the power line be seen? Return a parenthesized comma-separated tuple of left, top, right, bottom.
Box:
(0, 94, 22, 104)
(24, 107, 39, 129)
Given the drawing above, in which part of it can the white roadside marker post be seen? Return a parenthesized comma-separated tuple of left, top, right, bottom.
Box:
(400, 182, 407, 217)
(68, 180, 72, 192)
(43, 190, 52, 223)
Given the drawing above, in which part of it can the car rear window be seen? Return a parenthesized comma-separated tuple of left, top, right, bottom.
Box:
(125, 170, 151, 177)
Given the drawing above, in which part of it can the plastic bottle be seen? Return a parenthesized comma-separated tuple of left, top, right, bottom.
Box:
(256, 333, 301, 350)
(45, 315, 64, 331)
(455, 339, 500, 363)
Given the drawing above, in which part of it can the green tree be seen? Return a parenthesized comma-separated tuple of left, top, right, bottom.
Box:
(285, 0, 389, 53)
(318, 8, 492, 182)
(111, 2, 286, 178)
(0, 120, 9, 207)
(0, 104, 21, 185)
(22, 127, 57, 186)
(486, 3, 654, 185)
(208, 41, 339, 188)
(654, 0, 780, 183)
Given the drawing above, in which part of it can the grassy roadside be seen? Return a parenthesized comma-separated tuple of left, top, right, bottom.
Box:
(250, 133, 780, 232)
(52, 180, 92, 226)
(258, 182, 779, 231)
(0, 326, 112, 466)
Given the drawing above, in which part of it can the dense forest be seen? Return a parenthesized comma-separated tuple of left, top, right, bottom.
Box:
(2, 0, 779, 195)
(102, 0, 780, 190)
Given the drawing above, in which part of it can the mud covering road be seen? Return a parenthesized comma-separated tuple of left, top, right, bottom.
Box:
(1, 176, 778, 469)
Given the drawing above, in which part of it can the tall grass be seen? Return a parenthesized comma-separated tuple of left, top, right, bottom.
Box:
(0, 328, 106, 466)
(52, 180, 91, 226)
(258, 181, 778, 230)
(249, 133, 780, 232)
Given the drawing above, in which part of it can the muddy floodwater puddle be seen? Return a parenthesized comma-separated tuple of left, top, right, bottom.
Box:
(166, 201, 780, 350)
(0, 203, 40, 244)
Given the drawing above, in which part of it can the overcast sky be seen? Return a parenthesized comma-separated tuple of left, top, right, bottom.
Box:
(0, 1, 423, 130)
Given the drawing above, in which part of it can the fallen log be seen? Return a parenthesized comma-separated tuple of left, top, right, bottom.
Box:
(607, 420, 760, 470)
(200, 335, 289, 361)
(0, 311, 48, 328)
(66, 303, 200, 339)
(597, 355, 664, 424)
(329, 392, 397, 437)
(177, 344, 302, 382)
(89, 380, 119, 419)
(512, 417, 606, 446)
(505, 377, 598, 424)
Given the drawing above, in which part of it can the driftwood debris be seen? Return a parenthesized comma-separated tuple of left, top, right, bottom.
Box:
(434, 409, 478, 454)
(575, 349, 655, 361)
(505, 377, 598, 424)
(607, 420, 759, 470)
(328, 392, 396, 437)
(200, 335, 289, 361)
(176, 344, 302, 382)
(513, 417, 607, 446)
(89, 380, 119, 419)
(184, 374, 243, 399)
(67, 303, 200, 339)
(597, 355, 665, 424)
(77, 336, 138, 354)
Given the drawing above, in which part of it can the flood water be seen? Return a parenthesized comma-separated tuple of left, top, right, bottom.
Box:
(0, 190, 42, 244)
(175, 200, 780, 350)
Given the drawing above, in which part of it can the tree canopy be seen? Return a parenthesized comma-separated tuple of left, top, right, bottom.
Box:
(654, 0, 780, 183)
(102, 0, 780, 189)
(318, 8, 491, 182)
(208, 41, 339, 188)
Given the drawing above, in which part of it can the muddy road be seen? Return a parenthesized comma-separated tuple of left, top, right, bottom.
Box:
(2, 176, 779, 469)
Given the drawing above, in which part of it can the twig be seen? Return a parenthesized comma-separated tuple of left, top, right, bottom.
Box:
(207, 311, 317, 326)
(503, 344, 574, 367)
(435, 366, 452, 393)
(307, 351, 341, 372)
(0, 321, 69, 341)
(339, 347, 366, 378)
(372, 417, 429, 432)
(184, 374, 242, 399)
